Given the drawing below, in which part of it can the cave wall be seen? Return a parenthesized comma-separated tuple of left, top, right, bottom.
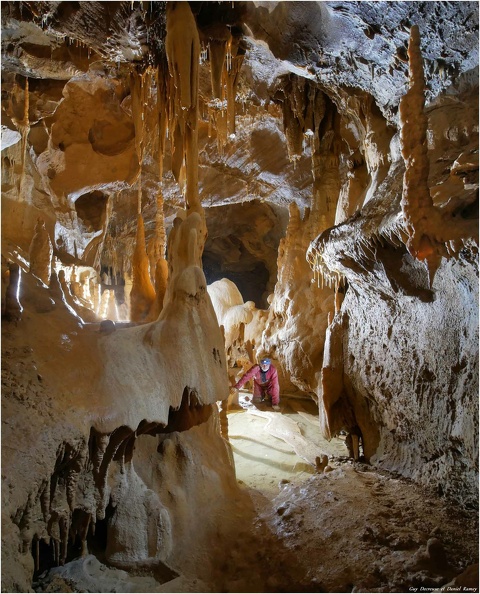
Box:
(307, 69, 478, 503)
(343, 253, 478, 507)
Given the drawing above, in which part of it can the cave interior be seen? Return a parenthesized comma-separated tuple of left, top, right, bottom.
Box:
(1, 1, 479, 593)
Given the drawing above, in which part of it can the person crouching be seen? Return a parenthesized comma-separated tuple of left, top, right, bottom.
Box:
(231, 358, 280, 411)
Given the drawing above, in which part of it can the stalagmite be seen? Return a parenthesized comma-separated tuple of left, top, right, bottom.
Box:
(29, 218, 53, 286)
(164, 211, 208, 306)
(4, 263, 22, 321)
(147, 187, 169, 321)
(48, 271, 65, 309)
(150, 258, 168, 320)
(130, 214, 156, 323)
(58, 270, 97, 323)
(218, 400, 229, 440)
(319, 314, 348, 441)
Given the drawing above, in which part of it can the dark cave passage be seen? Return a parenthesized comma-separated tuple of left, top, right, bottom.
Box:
(203, 252, 270, 308)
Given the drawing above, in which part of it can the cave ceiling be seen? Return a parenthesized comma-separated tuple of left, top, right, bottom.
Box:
(1, 1, 478, 280)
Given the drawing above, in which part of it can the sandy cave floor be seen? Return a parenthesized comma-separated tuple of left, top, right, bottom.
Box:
(32, 391, 479, 594)
(229, 392, 348, 498)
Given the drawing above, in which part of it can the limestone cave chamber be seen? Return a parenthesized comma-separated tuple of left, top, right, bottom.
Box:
(1, 1, 478, 592)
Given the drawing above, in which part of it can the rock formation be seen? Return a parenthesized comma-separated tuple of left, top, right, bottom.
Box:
(1, 1, 478, 592)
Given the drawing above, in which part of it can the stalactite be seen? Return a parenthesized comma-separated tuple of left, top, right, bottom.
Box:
(306, 241, 346, 292)
(334, 286, 344, 313)
(130, 70, 146, 167)
(92, 433, 110, 476)
(146, 184, 169, 321)
(40, 479, 50, 522)
(165, 2, 199, 111)
(281, 78, 340, 239)
(397, 25, 478, 283)
(310, 95, 340, 235)
(29, 218, 53, 286)
(35, 537, 40, 572)
(184, 115, 200, 213)
(65, 447, 87, 512)
(225, 42, 244, 137)
(209, 39, 228, 99)
(283, 97, 304, 163)
(210, 102, 228, 155)
(156, 66, 168, 180)
(130, 70, 146, 215)
(165, 1, 201, 213)
(171, 119, 186, 191)
(399, 24, 438, 265)
(11, 75, 30, 201)
(130, 214, 156, 323)
(59, 514, 69, 565)
(68, 511, 92, 559)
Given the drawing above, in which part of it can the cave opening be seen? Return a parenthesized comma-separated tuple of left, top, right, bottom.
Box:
(74, 191, 108, 233)
(202, 200, 288, 309)
(203, 248, 270, 308)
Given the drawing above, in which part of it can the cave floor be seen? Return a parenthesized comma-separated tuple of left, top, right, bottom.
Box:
(221, 392, 479, 593)
(228, 392, 348, 498)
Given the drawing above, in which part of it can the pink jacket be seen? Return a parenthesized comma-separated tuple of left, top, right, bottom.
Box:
(234, 364, 280, 405)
